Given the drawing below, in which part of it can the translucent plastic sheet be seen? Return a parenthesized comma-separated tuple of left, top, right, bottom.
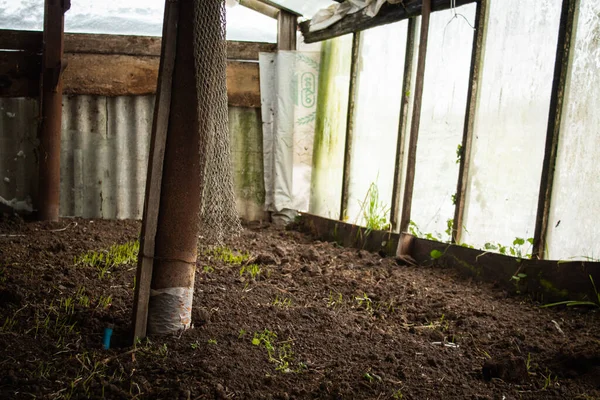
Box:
(546, 0, 600, 260)
(346, 21, 407, 227)
(462, 0, 562, 248)
(410, 5, 475, 240)
(309, 35, 353, 219)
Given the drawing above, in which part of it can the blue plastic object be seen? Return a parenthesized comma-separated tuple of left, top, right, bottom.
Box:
(102, 327, 113, 350)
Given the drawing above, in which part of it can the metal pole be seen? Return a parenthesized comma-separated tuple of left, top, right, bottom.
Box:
(532, 0, 578, 259)
(147, 0, 203, 335)
(451, 0, 488, 244)
(398, 0, 432, 235)
(38, 0, 69, 221)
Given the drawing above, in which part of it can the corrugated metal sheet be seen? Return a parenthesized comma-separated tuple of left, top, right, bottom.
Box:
(0, 98, 39, 209)
(0, 95, 266, 221)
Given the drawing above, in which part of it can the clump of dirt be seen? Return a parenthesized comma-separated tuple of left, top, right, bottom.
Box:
(0, 214, 599, 399)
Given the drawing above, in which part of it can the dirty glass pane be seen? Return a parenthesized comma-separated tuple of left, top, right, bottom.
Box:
(546, 0, 600, 260)
(309, 35, 353, 219)
(409, 4, 475, 241)
(346, 21, 408, 228)
(462, 0, 562, 250)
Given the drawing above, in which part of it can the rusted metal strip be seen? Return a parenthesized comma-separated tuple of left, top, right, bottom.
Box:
(339, 31, 362, 221)
(532, 0, 578, 259)
(390, 18, 417, 232)
(451, 0, 488, 244)
(398, 0, 432, 237)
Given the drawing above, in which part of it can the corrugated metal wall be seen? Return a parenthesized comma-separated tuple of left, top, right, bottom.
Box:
(0, 96, 266, 221)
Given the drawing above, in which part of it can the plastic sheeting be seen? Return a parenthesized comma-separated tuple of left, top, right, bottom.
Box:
(309, 0, 404, 32)
(461, 0, 562, 248)
(346, 21, 407, 226)
(260, 51, 321, 223)
(309, 35, 353, 219)
(546, 0, 600, 260)
(410, 5, 476, 240)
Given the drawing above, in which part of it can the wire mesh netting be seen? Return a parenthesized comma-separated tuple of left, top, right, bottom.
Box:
(193, 0, 243, 244)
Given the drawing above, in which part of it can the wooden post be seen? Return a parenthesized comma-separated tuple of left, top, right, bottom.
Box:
(390, 18, 417, 231)
(277, 10, 297, 50)
(37, 0, 69, 221)
(451, 0, 488, 244)
(398, 0, 432, 236)
(532, 0, 578, 259)
(131, 0, 179, 341)
(339, 32, 361, 221)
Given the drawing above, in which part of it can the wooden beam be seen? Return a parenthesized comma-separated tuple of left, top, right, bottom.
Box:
(451, 0, 489, 244)
(0, 29, 275, 59)
(339, 32, 361, 221)
(300, 0, 476, 44)
(239, 0, 279, 19)
(132, 0, 179, 342)
(0, 51, 41, 97)
(277, 10, 297, 50)
(390, 18, 417, 231)
(60, 54, 260, 106)
(532, 0, 579, 259)
(398, 0, 431, 237)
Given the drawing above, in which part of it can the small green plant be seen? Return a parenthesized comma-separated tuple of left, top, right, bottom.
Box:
(240, 264, 262, 280)
(238, 329, 247, 339)
(0, 266, 7, 284)
(76, 287, 90, 308)
(207, 339, 217, 345)
(190, 341, 200, 349)
(357, 182, 391, 232)
(456, 144, 463, 164)
(484, 237, 533, 259)
(251, 329, 300, 373)
(355, 293, 373, 315)
(96, 295, 112, 309)
(206, 246, 250, 264)
(327, 291, 344, 309)
(363, 371, 382, 384)
(203, 265, 215, 273)
(392, 388, 404, 399)
(75, 240, 139, 279)
(541, 275, 600, 309)
(158, 343, 168, 357)
(272, 296, 292, 308)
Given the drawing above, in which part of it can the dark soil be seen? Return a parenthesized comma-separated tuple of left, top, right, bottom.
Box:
(1, 215, 599, 399)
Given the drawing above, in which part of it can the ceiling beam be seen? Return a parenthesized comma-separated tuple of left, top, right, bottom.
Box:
(300, 0, 477, 43)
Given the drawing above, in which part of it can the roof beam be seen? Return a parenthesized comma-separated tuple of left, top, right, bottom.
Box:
(238, 0, 280, 19)
(300, 0, 477, 43)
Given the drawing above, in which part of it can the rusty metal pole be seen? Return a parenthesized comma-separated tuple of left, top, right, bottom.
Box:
(146, 0, 203, 335)
(38, 0, 69, 221)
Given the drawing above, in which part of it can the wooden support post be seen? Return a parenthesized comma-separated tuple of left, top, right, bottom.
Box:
(339, 32, 361, 221)
(398, 0, 432, 237)
(37, 0, 69, 221)
(532, 0, 578, 259)
(131, 0, 179, 341)
(390, 18, 417, 231)
(277, 10, 297, 50)
(451, 0, 488, 244)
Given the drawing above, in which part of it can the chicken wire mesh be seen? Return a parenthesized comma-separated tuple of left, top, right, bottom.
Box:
(193, 0, 242, 244)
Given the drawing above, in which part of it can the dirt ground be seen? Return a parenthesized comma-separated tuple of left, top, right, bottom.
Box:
(0, 215, 599, 400)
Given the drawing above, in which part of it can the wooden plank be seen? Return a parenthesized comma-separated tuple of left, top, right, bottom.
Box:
(0, 29, 275, 60)
(300, 0, 476, 44)
(532, 0, 578, 259)
(0, 29, 42, 52)
(409, 235, 600, 303)
(298, 212, 400, 256)
(0, 51, 41, 97)
(239, 0, 279, 19)
(451, 0, 488, 243)
(225, 61, 261, 108)
(277, 10, 297, 50)
(339, 32, 361, 221)
(131, 0, 179, 342)
(61, 53, 261, 106)
(390, 18, 417, 231)
(398, 0, 431, 236)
